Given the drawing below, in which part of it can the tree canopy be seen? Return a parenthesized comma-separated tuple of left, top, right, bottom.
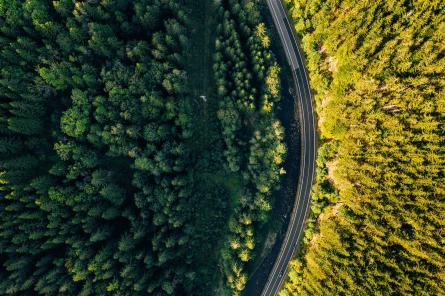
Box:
(280, 0, 445, 295)
(0, 0, 285, 295)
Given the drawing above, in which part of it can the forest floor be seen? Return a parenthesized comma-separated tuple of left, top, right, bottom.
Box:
(183, 0, 242, 294)
(186, 0, 213, 103)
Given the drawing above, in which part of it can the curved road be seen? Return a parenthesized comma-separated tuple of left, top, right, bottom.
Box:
(261, 1, 316, 295)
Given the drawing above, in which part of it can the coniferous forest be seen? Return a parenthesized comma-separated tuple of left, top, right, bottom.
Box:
(281, 0, 445, 295)
(0, 0, 284, 295)
(2, 0, 444, 295)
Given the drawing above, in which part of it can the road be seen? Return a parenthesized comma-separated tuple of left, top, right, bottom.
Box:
(261, 0, 316, 295)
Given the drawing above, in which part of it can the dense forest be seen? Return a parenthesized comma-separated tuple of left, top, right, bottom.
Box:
(280, 0, 445, 295)
(213, 1, 285, 294)
(0, 0, 284, 295)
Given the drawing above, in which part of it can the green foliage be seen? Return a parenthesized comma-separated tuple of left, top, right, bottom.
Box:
(0, 0, 285, 295)
(0, 0, 199, 295)
(281, 0, 445, 295)
(213, 0, 286, 294)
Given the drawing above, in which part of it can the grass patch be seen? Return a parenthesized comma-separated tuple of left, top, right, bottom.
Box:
(182, 1, 239, 295)
(208, 172, 243, 207)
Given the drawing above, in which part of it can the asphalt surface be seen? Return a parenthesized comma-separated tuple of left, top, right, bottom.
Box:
(260, 1, 316, 295)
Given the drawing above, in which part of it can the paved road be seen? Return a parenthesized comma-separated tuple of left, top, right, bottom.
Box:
(261, 1, 316, 295)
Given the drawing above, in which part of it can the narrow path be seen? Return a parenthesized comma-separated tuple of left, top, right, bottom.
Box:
(184, 0, 218, 149)
(182, 1, 231, 294)
(260, 1, 317, 295)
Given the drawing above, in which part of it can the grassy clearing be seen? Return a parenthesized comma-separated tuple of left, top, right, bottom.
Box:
(209, 172, 243, 206)
(183, 1, 242, 294)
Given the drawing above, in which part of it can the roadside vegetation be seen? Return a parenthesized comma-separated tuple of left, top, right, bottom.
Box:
(280, 0, 445, 295)
(0, 0, 284, 295)
(213, 1, 286, 294)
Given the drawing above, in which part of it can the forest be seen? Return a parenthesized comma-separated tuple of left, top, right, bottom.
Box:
(280, 0, 445, 295)
(212, 1, 286, 294)
(0, 0, 284, 295)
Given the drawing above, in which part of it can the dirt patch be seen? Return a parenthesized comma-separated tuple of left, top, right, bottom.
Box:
(332, 202, 343, 217)
(259, 231, 278, 258)
(327, 56, 338, 72)
(321, 95, 331, 107)
(308, 232, 322, 250)
(326, 160, 338, 184)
